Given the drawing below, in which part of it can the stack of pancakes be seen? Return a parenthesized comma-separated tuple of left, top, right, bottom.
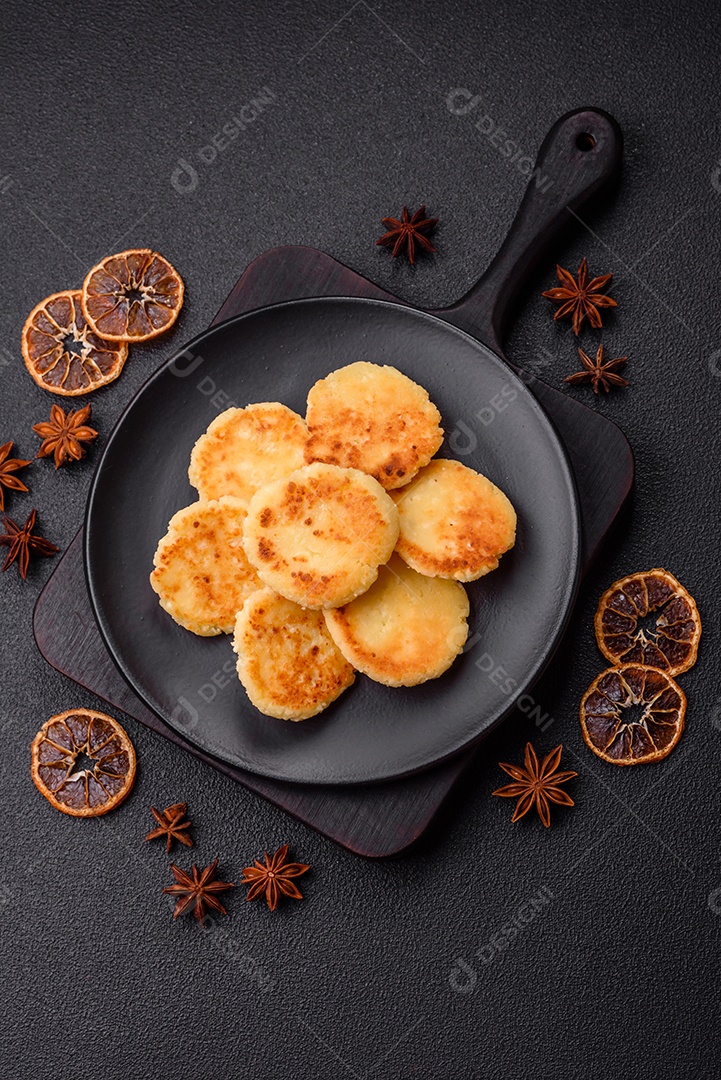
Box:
(150, 362, 516, 720)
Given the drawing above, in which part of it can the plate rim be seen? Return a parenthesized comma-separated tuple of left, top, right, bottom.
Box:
(84, 295, 582, 784)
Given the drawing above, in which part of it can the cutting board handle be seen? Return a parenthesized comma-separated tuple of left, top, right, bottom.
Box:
(436, 107, 623, 354)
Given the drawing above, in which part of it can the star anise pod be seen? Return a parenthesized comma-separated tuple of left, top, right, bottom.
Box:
(564, 344, 629, 394)
(145, 802, 193, 852)
(542, 257, 618, 335)
(0, 509, 59, 580)
(241, 844, 310, 911)
(0, 441, 31, 511)
(33, 404, 98, 468)
(376, 205, 438, 265)
(492, 743, 577, 828)
(162, 858, 234, 924)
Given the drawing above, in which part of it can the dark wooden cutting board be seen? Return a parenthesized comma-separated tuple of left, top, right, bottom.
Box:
(33, 108, 633, 855)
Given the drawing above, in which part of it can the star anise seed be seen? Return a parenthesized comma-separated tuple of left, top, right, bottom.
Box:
(564, 344, 629, 394)
(376, 205, 438, 265)
(0, 441, 31, 511)
(162, 858, 234, 924)
(241, 844, 310, 911)
(542, 257, 618, 335)
(145, 802, 193, 852)
(492, 742, 577, 828)
(33, 404, 98, 469)
(0, 509, 59, 580)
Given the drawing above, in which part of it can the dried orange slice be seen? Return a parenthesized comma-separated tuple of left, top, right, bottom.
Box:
(30, 709, 137, 816)
(82, 248, 184, 341)
(594, 568, 701, 676)
(22, 290, 128, 396)
(580, 664, 686, 766)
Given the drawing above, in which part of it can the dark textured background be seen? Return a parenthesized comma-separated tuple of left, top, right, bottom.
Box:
(2, 1, 720, 1077)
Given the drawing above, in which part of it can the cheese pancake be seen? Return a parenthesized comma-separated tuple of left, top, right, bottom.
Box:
(324, 555, 469, 686)
(392, 459, 516, 581)
(305, 362, 443, 489)
(150, 496, 261, 635)
(189, 402, 308, 504)
(243, 463, 399, 609)
(233, 588, 355, 720)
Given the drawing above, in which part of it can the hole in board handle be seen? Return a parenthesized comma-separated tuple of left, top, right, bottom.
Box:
(575, 131, 596, 151)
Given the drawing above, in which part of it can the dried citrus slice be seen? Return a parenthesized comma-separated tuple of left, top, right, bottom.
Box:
(580, 664, 686, 766)
(82, 248, 184, 341)
(30, 709, 137, 816)
(594, 568, 701, 676)
(22, 290, 128, 396)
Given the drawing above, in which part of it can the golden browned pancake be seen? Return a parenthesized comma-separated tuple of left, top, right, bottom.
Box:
(304, 361, 444, 489)
(242, 463, 399, 608)
(150, 497, 261, 635)
(324, 555, 469, 686)
(233, 587, 355, 720)
(188, 402, 309, 504)
(392, 459, 516, 581)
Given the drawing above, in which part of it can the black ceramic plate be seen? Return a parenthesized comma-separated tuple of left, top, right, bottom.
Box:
(85, 297, 580, 785)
